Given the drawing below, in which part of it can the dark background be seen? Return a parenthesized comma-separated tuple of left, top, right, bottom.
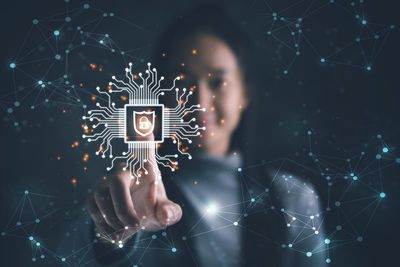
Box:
(0, 0, 399, 266)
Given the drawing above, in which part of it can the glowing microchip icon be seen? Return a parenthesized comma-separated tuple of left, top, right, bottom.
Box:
(125, 104, 164, 143)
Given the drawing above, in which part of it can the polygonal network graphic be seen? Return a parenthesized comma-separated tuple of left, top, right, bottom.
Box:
(82, 62, 205, 182)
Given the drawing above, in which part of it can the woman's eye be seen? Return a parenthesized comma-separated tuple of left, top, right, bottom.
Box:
(210, 79, 224, 89)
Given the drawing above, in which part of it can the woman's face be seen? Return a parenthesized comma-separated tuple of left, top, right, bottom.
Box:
(168, 34, 249, 156)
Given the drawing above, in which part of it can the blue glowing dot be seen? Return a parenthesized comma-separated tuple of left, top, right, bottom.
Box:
(152, 234, 157, 239)
(355, 37, 360, 42)
(83, 3, 90, 9)
(352, 176, 358, 181)
(306, 252, 312, 257)
(320, 58, 326, 63)
(308, 152, 313, 156)
(14, 122, 19, 127)
(377, 134, 382, 139)
(99, 40, 104, 44)
(24, 190, 29, 194)
(35, 218, 40, 223)
(390, 25, 395, 29)
(238, 168, 242, 172)
(362, 20, 367, 25)
(81, 41, 86, 45)
(330, 0, 334, 3)
(296, 51, 300, 55)
(36, 242, 40, 247)
(281, 244, 286, 248)
(171, 247, 177, 253)
(380, 192, 386, 198)
(1, 232, 5, 236)
(9, 62, 16, 69)
(265, 188, 270, 192)
(283, 70, 288, 75)
(33, 19, 39, 24)
(396, 158, 400, 163)
(182, 236, 187, 240)
(357, 236, 363, 242)
(54, 30, 60, 36)
(40, 255, 45, 259)
(32, 258, 36, 262)
(326, 258, 331, 263)
(7, 108, 13, 113)
(336, 225, 342, 231)
(162, 231, 167, 237)
(65, 17, 71, 22)
(121, 51, 125, 55)
(251, 198, 255, 202)
(307, 130, 312, 135)
(55, 54, 61, 60)
(324, 238, 331, 244)
(29, 236, 34, 240)
(38, 80, 43, 85)
(16, 221, 21, 226)
(382, 147, 389, 153)
(334, 201, 341, 207)
(61, 257, 66, 262)
(14, 101, 20, 107)
(376, 154, 382, 160)
(366, 66, 371, 71)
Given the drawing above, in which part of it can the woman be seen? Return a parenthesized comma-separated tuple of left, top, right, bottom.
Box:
(85, 5, 326, 266)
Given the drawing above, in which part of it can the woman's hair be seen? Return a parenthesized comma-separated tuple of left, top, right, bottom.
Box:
(152, 3, 257, 156)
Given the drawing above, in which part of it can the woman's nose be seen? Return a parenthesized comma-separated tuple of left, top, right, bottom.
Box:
(197, 80, 214, 109)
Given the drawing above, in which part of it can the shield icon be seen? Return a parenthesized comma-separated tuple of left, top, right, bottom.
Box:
(133, 111, 155, 136)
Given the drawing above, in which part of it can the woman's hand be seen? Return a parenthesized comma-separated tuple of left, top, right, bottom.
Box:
(86, 131, 182, 242)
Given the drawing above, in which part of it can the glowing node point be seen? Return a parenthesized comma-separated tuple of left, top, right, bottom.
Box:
(233, 221, 238, 226)
(380, 192, 386, 198)
(306, 252, 312, 257)
(9, 62, 16, 69)
(171, 247, 177, 253)
(325, 238, 331, 244)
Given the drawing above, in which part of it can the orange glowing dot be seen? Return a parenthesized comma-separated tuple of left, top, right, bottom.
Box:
(198, 144, 202, 148)
(71, 178, 77, 185)
(238, 105, 243, 109)
(210, 132, 215, 136)
(91, 95, 97, 101)
(220, 119, 225, 124)
(83, 166, 88, 171)
(79, 83, 83, 87)
(89, 63, 97, 69)
(212, 95, 216, 99)
(192, 49, 197, 55)
(194, 181, 198, 184)
(181, 62, 185, 67)
(98, 67, 103, 72)
(233, 151, 237, 156)
(57, 156, 61, 160)
(82, 153, 89, 162)
(207, 73, 212, 77)
(103, 176, 107, 180)
(133, 74, 138, 80)
(179, 74, 185, 80)
(74, 141, 79, 146)
(107, 85, 112, 90)
(121, 95, 128, 101)
(162, 53, 166, 57)
(223, 81, 228, 86)
(210, 106, 215, 111)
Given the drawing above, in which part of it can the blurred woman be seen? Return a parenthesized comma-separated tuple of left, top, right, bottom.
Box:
(86, 4, 326, 267)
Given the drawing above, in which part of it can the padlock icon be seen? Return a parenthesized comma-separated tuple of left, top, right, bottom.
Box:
(139, 116, 150, 130)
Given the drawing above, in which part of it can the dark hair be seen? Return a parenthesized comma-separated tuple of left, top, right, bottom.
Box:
(152, 4, 257, 156)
